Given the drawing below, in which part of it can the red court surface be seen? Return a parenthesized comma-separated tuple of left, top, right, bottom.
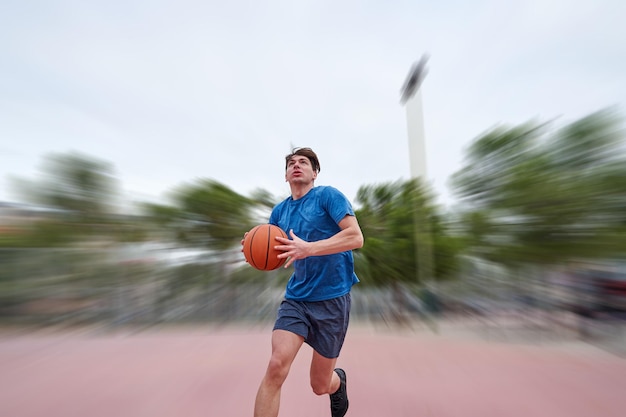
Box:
(1, 323, 625, 417)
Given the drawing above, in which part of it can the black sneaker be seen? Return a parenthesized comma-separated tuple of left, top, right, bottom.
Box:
(330, 368, 349, 417)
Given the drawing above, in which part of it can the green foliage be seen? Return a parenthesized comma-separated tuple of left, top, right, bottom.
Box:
(6, 152, 134, 247)
(17, 152, 118, 220)
(248, 188, 283, 211)
(140, 203, 183, 228)
(451, 108, 626, 266)
(0, 220, 78, 248)
(355, 179, 463, 286)
(172, 179, 256, 251)
(430, 213, 465, 281)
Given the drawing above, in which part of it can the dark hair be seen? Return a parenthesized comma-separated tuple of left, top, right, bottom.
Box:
(285, 147, 321, 173)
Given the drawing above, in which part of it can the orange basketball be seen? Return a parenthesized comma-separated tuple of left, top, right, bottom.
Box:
(243, 224, 288, 271)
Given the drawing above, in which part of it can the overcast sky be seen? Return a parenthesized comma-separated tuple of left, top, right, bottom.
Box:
(2, 0, 625, 211)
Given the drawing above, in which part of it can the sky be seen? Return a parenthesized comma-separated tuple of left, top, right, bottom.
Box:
(1, 0, 625, 211)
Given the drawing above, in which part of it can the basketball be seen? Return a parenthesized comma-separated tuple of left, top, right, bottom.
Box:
(243, 224, 288, 271)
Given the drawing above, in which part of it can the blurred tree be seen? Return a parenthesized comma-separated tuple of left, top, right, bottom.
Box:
(141, 203, 183, 228)
(20, 152, 118, 221)
(6, 152, 121, 245)
(173, 179, 256, 251)
(354, 179, 463, 287)
(451, 108, 626, 266)
(248, 187, 283, 211)
(139, 202, 185, 242)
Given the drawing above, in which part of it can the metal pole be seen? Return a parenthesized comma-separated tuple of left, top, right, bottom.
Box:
(400, 55, 437, 331)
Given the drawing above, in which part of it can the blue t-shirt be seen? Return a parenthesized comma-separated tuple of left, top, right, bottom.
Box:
(269, 186, 360, 301)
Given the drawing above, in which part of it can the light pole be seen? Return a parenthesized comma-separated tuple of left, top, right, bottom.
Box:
(400, 54, 429, 179)
(400, 54, 434, 287)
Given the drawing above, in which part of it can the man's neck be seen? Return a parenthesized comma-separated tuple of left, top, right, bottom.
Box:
(290, 183, 314, 200)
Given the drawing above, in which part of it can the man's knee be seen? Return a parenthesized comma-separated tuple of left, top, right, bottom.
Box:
(310, 375, 333, 396)
(264, 356, 291, 386)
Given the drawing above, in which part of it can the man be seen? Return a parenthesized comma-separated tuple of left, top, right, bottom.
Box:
(251, 147, 363, 417)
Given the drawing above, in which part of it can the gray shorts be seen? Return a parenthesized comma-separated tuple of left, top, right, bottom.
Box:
(273, 293, 351, 359)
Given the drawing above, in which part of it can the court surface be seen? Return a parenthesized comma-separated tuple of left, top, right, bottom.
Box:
(1, 323, 625, 417)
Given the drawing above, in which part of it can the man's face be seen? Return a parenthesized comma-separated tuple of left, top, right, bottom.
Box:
(285, 154, 317, 185)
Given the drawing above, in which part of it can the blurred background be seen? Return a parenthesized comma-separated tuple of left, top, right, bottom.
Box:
(1, 108, 625, 356)
(1, 1, 626, 357)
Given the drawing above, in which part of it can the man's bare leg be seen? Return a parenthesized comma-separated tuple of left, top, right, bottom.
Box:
(309, 350, 339, 395)
(254, 330, 304, 417)
(310, 351, 349, 417)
